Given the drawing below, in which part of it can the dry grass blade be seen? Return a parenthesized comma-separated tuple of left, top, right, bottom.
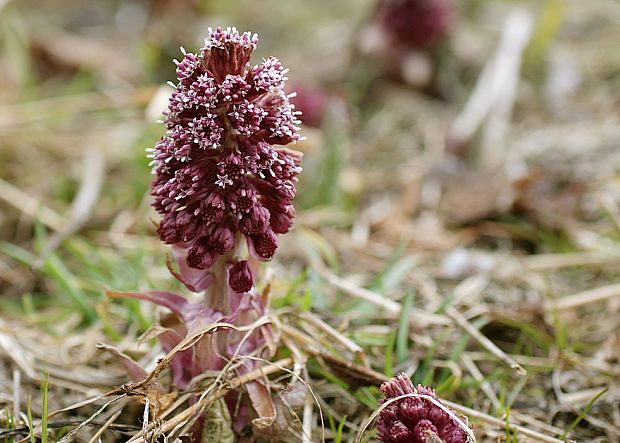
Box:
(56, 397, 123, 443)
(302, 391, 314, 443)
(479, 9, 533, 167)
(460, 354, 500, 409)
(12, 369, 21, 421)
(0, 178, 67, 232)
(449, 8, 533, 159)
(86, 409, 122, 443)
(299, 312, 365, 360)
(544, 282, 620, 311)
(34, 148, 105, 267)
(139, 317, 273, 388)
(523, 252, 620, 270)
(446, 306, 527, 375)
(0, 333, 37, 380)
(48, 394, 120, 420)
(321, 269, 451, 326)
(443, 400, 565, 443)
(125, 357, 294, 443)
(316, 352, 387, 389)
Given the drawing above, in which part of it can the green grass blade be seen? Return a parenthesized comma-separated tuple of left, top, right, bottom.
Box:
(0, 240, 97, 323)
(5, 406, 15, 443)
(41, 373, 49, 443)
(369, 247, 413, 292)
(396, 290, 414, 364)
(326, 413, 337, 440)
(27, 395, 35, 443)
(42, 254, 97, 323)
(0, 241, 36, 264)
(334, 415, 347, 443)
(384, 330, 396, 377)
(560, 388, 608, 440)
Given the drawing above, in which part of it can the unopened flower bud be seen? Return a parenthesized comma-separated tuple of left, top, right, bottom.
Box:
(249, 229, 278, 260)
(187, 237, 215, 270)
(228, 260, 254, 293)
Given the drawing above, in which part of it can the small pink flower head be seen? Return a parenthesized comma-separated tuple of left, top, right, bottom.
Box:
(377, 373, 471, 443)
(376, 0, 454, 50)
(149, 27, 303, 292)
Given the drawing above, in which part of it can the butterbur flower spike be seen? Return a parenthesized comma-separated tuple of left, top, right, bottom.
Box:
(150, 26, 303, 295)
(377, 373, 474, 443)
(109, 27, 303, 440)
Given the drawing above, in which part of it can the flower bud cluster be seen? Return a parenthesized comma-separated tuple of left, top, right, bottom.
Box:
(378, 373, 470, 443)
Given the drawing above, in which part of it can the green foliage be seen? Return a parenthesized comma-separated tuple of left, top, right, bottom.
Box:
(504, 406, 518, 443)
(272, 269, 312, 311)
(524, 0, 565, 76)
(327, 414, 348, 443)
(334, 415, 347, 443)
(369, 246, 416, 293)
(27, 396, 35, 443)
(383, 330, 396, 377)
(560, 388, 608, 440)
(0, 5, 36, 97)
(298, 117, 350, 209)
(41, 374, 49, 443)
(4, 407, 15, 443)
(396, 290, 414, 364)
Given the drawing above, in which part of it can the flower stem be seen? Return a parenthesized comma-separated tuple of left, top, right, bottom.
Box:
(204, 251, 232, 313)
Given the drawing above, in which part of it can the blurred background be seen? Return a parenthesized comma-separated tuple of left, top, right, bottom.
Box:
(1, 0, 620, 441)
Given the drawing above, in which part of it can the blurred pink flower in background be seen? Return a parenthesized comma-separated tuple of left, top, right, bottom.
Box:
(377, 0, 454, 50)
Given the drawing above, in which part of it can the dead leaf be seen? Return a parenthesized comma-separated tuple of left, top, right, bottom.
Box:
(145, 389, 177, 418)
(513, 169, 587, 229)
(201, 398, 235, 443)
(246, 380, 277, 430)
(254, 382, 307, 442)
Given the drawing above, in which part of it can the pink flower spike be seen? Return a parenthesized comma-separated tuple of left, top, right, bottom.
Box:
(150, 28, 302, 287)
